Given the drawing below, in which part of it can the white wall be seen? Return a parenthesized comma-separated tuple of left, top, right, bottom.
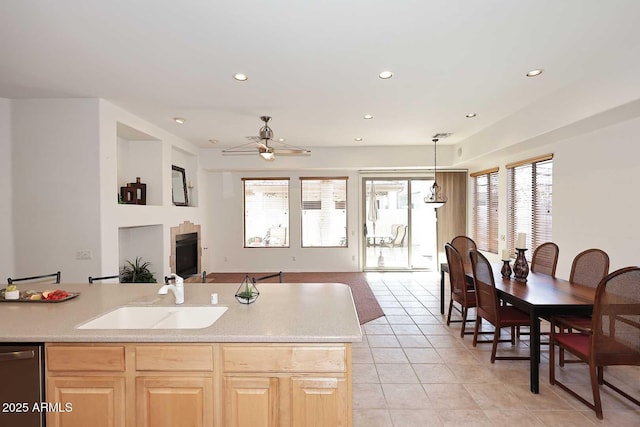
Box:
(98, 100, 207, 280)
(461, 115, 640, 280)
(12, 99, 102, 282)
(205, 170, 362, 273)
(0, 99, 13, 278)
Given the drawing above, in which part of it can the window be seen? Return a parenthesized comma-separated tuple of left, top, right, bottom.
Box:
(471, 168, 499, 253)
(301, 177, 347, 247)
(243, 178, 289, 247)
(507, 155, 553, 255)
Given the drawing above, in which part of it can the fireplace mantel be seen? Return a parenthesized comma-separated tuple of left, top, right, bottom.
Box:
(170, 221, 201, 275)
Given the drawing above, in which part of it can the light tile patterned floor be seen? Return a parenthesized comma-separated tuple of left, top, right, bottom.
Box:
(352, 272, 640, 426)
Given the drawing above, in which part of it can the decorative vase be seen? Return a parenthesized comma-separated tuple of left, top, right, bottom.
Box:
(501, 260, 512, 279)
(235, 274, 260, 304)
(513, 248, 529, 282)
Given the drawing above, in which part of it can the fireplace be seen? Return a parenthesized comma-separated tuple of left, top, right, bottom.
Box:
(170, 221, 201, 276)
(175, 233, 198, 276)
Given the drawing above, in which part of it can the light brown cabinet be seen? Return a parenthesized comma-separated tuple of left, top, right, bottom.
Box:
(46, 342, 352, 427)
(222, 344, 351, 427)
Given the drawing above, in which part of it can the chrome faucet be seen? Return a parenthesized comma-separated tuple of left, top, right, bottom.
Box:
(158, 274, 184, 304)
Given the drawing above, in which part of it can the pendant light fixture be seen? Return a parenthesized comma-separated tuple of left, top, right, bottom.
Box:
(424, 136, 448, 208)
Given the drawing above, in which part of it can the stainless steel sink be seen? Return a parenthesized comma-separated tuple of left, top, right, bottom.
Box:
(76, 306, 228, 329)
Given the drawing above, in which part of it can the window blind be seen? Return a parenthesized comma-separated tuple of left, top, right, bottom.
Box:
(471, 168, 499, 253)
(300, 178, 347, 247)
(507, 155, 553, 257)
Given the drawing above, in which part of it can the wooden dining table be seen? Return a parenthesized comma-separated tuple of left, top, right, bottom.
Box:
(440, 262, 596, 393)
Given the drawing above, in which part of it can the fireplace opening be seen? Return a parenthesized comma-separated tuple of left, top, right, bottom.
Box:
(175, 232, 198, 276)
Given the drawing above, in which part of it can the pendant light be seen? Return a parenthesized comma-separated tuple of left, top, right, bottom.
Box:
(424, 137, 448, 208)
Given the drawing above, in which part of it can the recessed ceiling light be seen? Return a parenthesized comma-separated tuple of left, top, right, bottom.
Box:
(208, 139, 218, 144)
(526, 69, 543, 77)
(278, 138, 285, 142)
(354, 137, 363, 142)
(363, 114, 374, 120)
(378, 70, 393, 79)
(233, 73, 248, 81)
(465, 113, 477, 118)
(173, 117, 186, 124)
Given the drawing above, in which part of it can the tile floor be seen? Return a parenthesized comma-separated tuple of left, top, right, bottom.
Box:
(352, 271, 640, 426)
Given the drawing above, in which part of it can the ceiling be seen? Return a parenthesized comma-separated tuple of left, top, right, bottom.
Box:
(1, 1, 639, 150)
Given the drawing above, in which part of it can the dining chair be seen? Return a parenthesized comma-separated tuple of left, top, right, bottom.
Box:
(444, 243, 476, 337)
(8, 271, 61, 285)
(558, 249, 610, 365)
(88, 274, 120, 284)
(469, 249, 531, 363)
(530, 242, 559, 277)
(252, 271, 283, 283)
(549, 266, 640, 419)
(451, 235, 477, 270)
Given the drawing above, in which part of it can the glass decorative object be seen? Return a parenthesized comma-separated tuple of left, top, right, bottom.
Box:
(235, 274, 260, 304)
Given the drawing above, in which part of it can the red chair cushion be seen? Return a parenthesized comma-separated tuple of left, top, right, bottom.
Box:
(555, 333, 589, 358)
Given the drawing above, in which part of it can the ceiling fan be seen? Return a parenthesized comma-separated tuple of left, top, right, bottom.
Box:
(222, 116, 311, 161)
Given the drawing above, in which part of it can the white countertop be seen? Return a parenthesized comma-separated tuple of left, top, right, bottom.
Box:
(0, 282, 362, 343)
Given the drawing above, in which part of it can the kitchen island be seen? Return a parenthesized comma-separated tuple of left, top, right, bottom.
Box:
(1, 282, 362, 427)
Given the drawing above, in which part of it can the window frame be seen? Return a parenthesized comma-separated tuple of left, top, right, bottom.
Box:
(507, 154, 553, 256)
(470, 167, 499, 253)
(300, 176, 348, 248)
(242, 177, 290, 248)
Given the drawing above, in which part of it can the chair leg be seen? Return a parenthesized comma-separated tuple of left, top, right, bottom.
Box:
(446, 298, 454, 326)
(490, 328, 500, 363)
(472, 317, 480, 347)
(549, 337, 556, 385)
(589, 362, 603, 419)
(460, 306, 468, 338)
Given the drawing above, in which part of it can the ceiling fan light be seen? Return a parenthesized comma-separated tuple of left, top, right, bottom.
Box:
(260, 151, 275, 160)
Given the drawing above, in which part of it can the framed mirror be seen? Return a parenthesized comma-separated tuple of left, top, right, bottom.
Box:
(171, 165, 188, 206)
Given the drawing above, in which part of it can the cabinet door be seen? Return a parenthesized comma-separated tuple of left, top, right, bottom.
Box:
(291, 377, 348, 427)
(224, 377, 278, 427)
(47, 376, 125, 427)
(136, 376, 214, 427)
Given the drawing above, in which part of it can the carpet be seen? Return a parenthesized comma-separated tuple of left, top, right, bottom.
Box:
(205, 272, 384, 325)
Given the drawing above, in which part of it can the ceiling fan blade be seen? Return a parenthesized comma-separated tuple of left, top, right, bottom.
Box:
(272, 148, 311, 155)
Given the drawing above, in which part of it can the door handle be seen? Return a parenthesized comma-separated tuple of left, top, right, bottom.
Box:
(0, 350, 35, 362)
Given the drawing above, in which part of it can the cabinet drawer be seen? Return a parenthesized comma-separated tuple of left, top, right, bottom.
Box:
(135, 345, 214, 371)
(47, 345, 125, 372)
(223, 345, 346, 373)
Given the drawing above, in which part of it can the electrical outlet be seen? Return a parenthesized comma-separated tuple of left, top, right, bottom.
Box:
(352, 255, 356, 261)
(292, 256, 296, 261)
(76, 250, 92, 260)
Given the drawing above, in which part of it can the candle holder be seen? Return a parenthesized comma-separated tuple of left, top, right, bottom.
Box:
(501, 260, 512, 279)
(513, 248, 529, 282)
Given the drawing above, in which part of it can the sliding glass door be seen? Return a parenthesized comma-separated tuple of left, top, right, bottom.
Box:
(363, 178, 437, 270)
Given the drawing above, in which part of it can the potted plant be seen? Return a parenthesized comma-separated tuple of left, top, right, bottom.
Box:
(235, 274, 259, 304)
(120, 257, 157, 283)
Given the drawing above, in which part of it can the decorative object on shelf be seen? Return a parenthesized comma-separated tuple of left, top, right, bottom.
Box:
(235, 274, 259, 304)
(120, 177, 147, 205)
(131, 177, 147, 205)
(172, 165, 189, 206)
(120, 257, 157, 283)
(424, 134, 450, 208)
(513, 248, 529, 282)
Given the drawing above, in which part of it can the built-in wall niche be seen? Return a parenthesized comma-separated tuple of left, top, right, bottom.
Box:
(118, 224, 164, 282)
(117, 122, 162, 206)
(171, 146, 198, 207)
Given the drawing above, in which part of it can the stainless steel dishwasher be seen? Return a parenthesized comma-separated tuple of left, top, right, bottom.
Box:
(0, 344, 45, 427)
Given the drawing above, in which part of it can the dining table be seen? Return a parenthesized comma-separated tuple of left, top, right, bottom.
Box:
(440, 262, 596, 393)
